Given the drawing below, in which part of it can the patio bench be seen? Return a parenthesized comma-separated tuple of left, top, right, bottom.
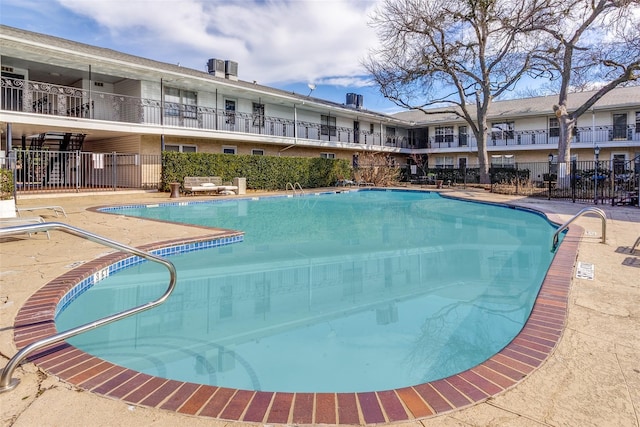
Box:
(183, 177, 238, 195)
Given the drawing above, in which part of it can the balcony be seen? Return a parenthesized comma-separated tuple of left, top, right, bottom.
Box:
(1, 76, 387, 147)
(3, 76, 638, 152)
(425, 125, 640, 150)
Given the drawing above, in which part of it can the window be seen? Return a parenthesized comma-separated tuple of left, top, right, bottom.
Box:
(320, 152, 335, 159)
(225, 99, 236, 125)
(458, 126, 468, 146)
(251, 149, 264, 155)
(491, 154, 515, 167)
(636, 111, 640, 133)
(252, 102, 264, 127)
(222, 146, 236, 154)
(321, 115, 336, 136)
(549, 117, 577, 138)
(491, 121, 514, 142)
(164, 87, 197, 119)
(612, 113, 627, 139)
(435, 156, 454, 168)
(386, 126, 396, 144)
(435, 126, 454, 144)
(164, 144, 196, 153)
(549, 117, 559, 137)
(369, 123, 374, 134)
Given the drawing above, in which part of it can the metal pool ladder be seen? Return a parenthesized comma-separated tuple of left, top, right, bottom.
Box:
(286, 182, 304, 196)
(0, 222, 177, 393)
(551, 207, 607, 251)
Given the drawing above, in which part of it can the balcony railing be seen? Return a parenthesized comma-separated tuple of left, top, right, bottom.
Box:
(1, 77, 388, 146)
(3, 77, 639, 150)
(426, 124, 640, 149)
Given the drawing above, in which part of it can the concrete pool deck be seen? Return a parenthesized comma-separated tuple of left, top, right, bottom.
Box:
(1, 188, 639, 427)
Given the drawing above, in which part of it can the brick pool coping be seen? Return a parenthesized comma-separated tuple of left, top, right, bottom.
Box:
(12, 215, 581, 425)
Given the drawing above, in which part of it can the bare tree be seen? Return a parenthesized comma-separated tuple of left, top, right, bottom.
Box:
(409, 153, 429, 179)
(532, 0, 640, 180)
(365, 0, 550, 183)
(356, 152, 400, 186)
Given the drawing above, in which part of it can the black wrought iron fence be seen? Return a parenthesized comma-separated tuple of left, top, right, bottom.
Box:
(404, 159, 638, 207)
(4, 150, 162, 194)
(490, 159, 639, 206)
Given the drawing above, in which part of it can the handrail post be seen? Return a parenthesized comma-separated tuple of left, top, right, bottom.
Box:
(551, 207, 607, 251)
(0, 222, 177, 393)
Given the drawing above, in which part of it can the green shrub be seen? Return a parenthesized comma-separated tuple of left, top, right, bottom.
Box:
(161, 152, 351, 191)
(0, 168, 14, 200)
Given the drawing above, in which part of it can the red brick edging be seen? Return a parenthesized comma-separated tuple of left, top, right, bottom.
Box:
(12, 220, 581, 424)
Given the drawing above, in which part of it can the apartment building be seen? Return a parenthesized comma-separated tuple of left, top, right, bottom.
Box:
(395, 88, 640, 173)
(1, 24, 639, 192)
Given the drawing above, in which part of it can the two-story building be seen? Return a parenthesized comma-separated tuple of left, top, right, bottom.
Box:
(1, 24, 639, 193)
(395, 88, 640, 174)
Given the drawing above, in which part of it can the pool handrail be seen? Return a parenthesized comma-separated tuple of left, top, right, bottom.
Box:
(0, 221, 178, 393)
(286, 182, 304, 196)
(551, 207, 607, 251)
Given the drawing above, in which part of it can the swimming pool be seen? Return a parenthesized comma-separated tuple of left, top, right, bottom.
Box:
(56, 189, 559, 393)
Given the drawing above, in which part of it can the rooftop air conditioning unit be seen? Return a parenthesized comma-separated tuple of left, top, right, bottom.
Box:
(225, 60, 238, 81)
(346, 93, 357, 108)
(346, 93, 364, 109)
(207, 58, 226, 78)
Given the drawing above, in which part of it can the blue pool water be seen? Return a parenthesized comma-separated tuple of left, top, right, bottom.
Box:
(57, 190, 558, 393)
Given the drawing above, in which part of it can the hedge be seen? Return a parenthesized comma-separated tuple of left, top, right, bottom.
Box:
(161, 152, 351, 191)
(0, 168, 14, 200)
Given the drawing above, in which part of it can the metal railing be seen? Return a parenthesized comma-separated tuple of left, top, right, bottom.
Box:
(7, 76, 640, 151)
(0, 222, 177, 393)
(551, 207, 607, 251)
(5, 150, 162, 194)
(412, 159, 638, 206)
(286, 182, 304, 196)
(1, 76, 389, 146)
(427, 125, 640, 149)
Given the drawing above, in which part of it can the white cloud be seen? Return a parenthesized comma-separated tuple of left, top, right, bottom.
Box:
(56, 0, 382, 86)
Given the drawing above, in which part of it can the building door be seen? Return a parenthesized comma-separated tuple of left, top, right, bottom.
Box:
(613, 154, 626, 174)
(612, 113, 627, 140)
(459, 126, 468, 146)
(1, 71, 24, 111)
(353, 121, 360, 144)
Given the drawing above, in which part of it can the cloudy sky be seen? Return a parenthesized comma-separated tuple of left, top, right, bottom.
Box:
(1, 0, 403, 113)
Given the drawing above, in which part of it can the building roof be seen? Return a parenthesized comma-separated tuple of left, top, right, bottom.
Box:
(392, 86, 640, 124)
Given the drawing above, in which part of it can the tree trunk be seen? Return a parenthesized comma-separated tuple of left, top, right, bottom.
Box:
(475, 116, 490, 184)
(477, 139, 490, 184)
(555, 104, 574, 189)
